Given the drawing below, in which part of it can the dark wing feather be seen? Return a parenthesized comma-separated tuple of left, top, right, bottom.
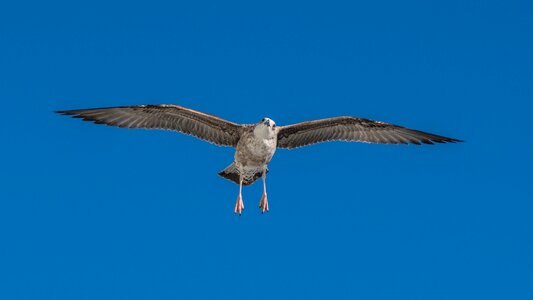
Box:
(57, 104, 243, 147)
(277, 117, 461, 149)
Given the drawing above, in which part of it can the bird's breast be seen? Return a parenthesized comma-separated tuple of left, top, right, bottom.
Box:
(235, 134, 277, 167)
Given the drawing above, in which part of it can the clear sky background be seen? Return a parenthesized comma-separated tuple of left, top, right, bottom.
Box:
(1, 1, 532, 299)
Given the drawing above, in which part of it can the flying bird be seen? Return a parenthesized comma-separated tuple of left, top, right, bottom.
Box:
(57, 104, 461, 214)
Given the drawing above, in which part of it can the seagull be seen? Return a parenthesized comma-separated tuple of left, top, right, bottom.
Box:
(57, 104, 461, 214)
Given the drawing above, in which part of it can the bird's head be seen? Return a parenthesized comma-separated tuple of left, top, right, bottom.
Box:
(254, 117, 277, 139)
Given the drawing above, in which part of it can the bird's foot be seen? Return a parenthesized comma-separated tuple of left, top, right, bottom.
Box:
(234, 195, 244, 215)
(259, 193, 269, 213)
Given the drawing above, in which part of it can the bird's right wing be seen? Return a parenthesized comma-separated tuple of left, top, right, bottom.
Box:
(57, 104, 243, 147)
(277, 117, 461, 149)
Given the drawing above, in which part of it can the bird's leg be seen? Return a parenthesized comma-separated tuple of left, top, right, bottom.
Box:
(259, 172, 269, 213)
(234, 175, 244, 215)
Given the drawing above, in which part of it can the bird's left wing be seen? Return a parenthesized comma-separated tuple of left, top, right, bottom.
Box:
(57, 104, 243, 147)
(277, 117, 461, 149)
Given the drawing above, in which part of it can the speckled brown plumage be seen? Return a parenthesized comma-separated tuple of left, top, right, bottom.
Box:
(57, 104, 243, 147)
(277, 116, 461, 148)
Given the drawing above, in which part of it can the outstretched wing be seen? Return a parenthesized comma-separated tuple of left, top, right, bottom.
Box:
(57, 104, 243, 147)
(277, 116, 461, 149)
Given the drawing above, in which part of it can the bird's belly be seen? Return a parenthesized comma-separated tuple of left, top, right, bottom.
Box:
(235, 138, 276, 169)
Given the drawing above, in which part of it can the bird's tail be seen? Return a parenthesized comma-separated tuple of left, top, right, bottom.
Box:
(218, 163, 267, 186)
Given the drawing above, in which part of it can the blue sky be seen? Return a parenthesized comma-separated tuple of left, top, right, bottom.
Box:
(1, 0, 532, 299)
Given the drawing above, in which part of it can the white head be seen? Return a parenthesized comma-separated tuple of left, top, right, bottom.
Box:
(254, 117, 277, 139)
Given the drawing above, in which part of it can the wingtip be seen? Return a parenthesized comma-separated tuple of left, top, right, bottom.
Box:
(443, 137, 463, 143)
(408, 136, 463, 145)
(55, 110, 74, 115)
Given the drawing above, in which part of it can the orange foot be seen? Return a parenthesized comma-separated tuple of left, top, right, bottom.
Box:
(234, 195, 244, 215)
(259, 193, 269, 213)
